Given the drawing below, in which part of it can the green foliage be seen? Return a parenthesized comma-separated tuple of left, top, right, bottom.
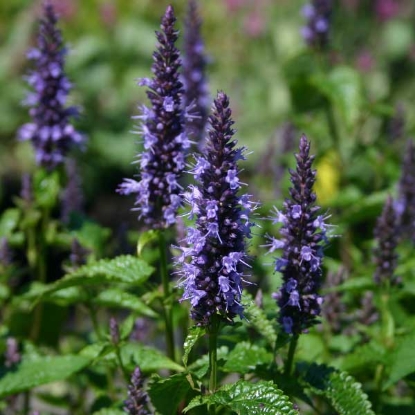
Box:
(0, 355, 90, 398)
(183, 326, 206, 367)
(300, 363, 375, 415)
(184, 380, 299, 415)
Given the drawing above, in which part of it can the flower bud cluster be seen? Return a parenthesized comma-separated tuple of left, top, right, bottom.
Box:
(301, 0, 332, 49)
(18, 3, 84, 169)
(118, 6, 189, 229)
(267, 135, 329, 335)
(176, 92, 256, 326)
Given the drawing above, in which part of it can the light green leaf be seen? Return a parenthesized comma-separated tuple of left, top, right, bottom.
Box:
(0, 208, 20, 236)
(223, 342, 272, 374)
(137, 229, 158, 256)
(337, 341, 386, 373)
(120, 343, 183, 373)
(301, 363, 375, 415)
(0, 355, 90, 398)
(184, 380, 299, 415)
(148, 374, 193, 415)
(37, 255, 154, 299)
(384, 331, 415, 390)
(188, 346, 229, 379)
(93, 288, 157, 318)
(183, 326, 206, 367)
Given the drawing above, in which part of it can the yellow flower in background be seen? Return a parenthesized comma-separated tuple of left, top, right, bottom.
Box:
(315, 150, 341, 205)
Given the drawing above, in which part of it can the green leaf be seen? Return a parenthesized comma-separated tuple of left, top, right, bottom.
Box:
(120, 343, 183, 373)
(337, 341, 386, 373)
(92, 409, 125, 415)
(33, 169, 61, 209)
(223, 342, 272, 374)
(0, 208, 20, 237)
(384, 331, 415, 390)
(312, 66, 362, 132)
(137, 229, 158, 256)
(300, 363, 375, 415)
(148, 374, 193, 415)
(188, 346, 229, 379)
(184, 380, 299, 415)
(0, 355, 90, 398)
(38, 255, 154, 299)
(93, 288, 157, 318)
(244, 293, 277, 347)
(183, 326, 206, 367)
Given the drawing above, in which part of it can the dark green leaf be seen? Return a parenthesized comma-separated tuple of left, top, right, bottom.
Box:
(183, 326, 206, 367)
(184, 380, 299, 415)
(300, 363, 375, 415)
(148, 374, 193, 415)
(0, 355, 90, 398)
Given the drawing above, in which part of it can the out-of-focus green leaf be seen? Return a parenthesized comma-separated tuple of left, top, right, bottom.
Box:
(0, 355, 90, 398)
(223, 342, 272, 374)
(137, 229, 158, 257)
(184, 380, 299, 415)
(37, 255, 154, 299)
(120, 342, 183, 373)
(0, 208, 20, 236)
(188, 346, 229, 379)
(384, 331, 415, 390)
(33, 169, 61, 210)
(92, 288, 157, 317)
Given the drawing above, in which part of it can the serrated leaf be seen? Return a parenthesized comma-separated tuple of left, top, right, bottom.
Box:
(148, 374, 193, 415)
(384, 331, 415, 389)
(38, 255, 154, 299)
(93, 288, 157, 318)
(0, 355, 90, 398)
(184, 380, 299, 415)
(183, 326, 206, 367)
(120, 343, 183, 373)
(301, 363, 375, 415)
(244, 293, 277, 347)
(223, 342, 272, 374)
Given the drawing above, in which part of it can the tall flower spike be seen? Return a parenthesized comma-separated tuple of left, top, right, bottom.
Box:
(124, 367, 151, 415)
(118, 5, 188, 229)
(270, 135, 329, 335)
(18, 2, 84, 169)
(396, 140, 415, 242)
(301, 0, 332, 50)
(182, 0, 209, 149)
(373, 196, 400, 286)
(176, 91, 256, 326)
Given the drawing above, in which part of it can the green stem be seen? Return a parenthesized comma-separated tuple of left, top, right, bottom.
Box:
(158, 230, 175, 362)
(208, 316, 219, 415)
(284, 334, 299, 376)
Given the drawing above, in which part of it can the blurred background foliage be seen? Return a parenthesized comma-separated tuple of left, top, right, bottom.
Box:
(1, 0, 415, 233)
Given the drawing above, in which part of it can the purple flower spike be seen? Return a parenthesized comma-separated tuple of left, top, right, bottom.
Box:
(176, 91, 256, 326)
(18, 2, 84, 169)
(124, 367, 151, 415)
(118, 5, 188, 229)
(300, 0, 332, 50)
(373, 196, 400, 286)
(270, 135, 329, 335)
(182, 0, 209, 149)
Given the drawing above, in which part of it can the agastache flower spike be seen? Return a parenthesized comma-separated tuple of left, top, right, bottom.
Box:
(182, 0, 209, 149)
(301, 0, 332, 50)
(396, 140, 415, 242)
(373, 196, 400, 286)
(118, 5, 188, 229)
(176, 91, 255, 326)
(124, 367, 151, 415)
(18, 2, 84, 169)
(270, 135, 329, 335)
